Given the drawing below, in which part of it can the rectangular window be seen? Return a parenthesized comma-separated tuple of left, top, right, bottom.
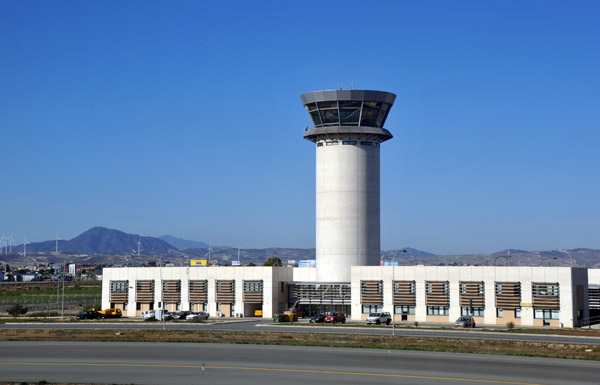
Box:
(317, 142, 323, 147)
(361, 141, 372, 146)
(394, 305, 415, 315)
(534, 309, 559, 319)
(111, 281, 128, 292)
(342, 141, 356, 145)
(244, 281, 263, 292)
(515, 308, 521, 318)
(374, 143, 380, 147)
(532, 283, 559, 297)
(326, 141, 338, 146)
(461, 307, 484, 317)
(497, 308, 503, 318)
(426, 281, 449, 295)
(362, 304, 383, 313)
(426, 306, 449, 316)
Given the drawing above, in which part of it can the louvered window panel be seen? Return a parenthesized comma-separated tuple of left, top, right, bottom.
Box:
(110, 280, 128, 303)
(216, 280, 236, 303)
(162, 280, 181, 303)
(189, 280, 208, 303)
(589, 286, 600, 309)
(288, 284, 351, 304)
(136, 280, 155, 303)
(426, 281, 449, 306)
(459, 282, 485, 308)
(361, 280, 383, 304)
(393, 281, 416, 306)
(243, 280, 263, 303)
(532, 283, 559, 309)
(495, 282, 521, 309)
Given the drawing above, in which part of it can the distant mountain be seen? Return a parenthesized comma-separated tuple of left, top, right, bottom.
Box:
(13, 227, 175, 255)
(158, 235, 209, 249)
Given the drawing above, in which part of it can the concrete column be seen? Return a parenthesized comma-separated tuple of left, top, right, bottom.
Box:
(207, 278, 217, 317)
(449, 282, 461, 321)
(415, 281, 426, 322)
(483, 282, 496, 325)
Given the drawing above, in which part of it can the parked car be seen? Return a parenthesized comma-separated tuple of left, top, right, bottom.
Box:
(187, 312, 210, 321)
(309, 313, 326, 323)
(324, 312, 346, 324)
(143, 310, 157, 319)
(76, 310, 101, 320)
(97, 308, 122, 318)
(174, 311, 190, 320)
(366, 312, 392, 325)
(454, 316, 476, 328)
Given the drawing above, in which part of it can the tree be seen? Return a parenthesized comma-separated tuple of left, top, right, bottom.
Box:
(7, 304, 28, 318)
(263, 257, 283, 267)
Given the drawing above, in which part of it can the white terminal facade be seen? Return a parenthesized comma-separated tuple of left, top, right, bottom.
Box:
(102, 89, 598, 328)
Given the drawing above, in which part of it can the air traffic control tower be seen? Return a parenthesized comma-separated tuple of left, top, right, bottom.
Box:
(301, 90, 396, 282)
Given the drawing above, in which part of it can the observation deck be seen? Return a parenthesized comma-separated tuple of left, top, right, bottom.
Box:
(300, 89, 396, 143)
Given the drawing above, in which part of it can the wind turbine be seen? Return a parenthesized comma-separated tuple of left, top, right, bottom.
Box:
(206, 243, 214, 265)
(55, 234, 61, 253)
(8, 234, 14, 253)
(23, 236, 30, 259)
(137, 237, 143, 256)
(0, 236, 6, 254)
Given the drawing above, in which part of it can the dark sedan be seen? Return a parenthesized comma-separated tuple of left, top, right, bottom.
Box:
(309, 313, 326, 323)
(76, 310, 101, 320)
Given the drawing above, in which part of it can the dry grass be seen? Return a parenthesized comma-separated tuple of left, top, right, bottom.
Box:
(1, 328, 599, 361)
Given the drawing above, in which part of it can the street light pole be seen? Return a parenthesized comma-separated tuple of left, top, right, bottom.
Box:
(392, 250, 407, 337)
(494, 254, 511, 266)
(392, 265, 395, 336)
(159, 256, 165, 330)
(540, 257, 558, 266)
(551, 249, 574, 267)
(61, 256, 67, 319)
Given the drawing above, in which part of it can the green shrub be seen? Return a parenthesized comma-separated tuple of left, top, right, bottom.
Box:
(414, 321, 419, 328)
(7, 304, 28, 318)
(506, 321, 515, 331)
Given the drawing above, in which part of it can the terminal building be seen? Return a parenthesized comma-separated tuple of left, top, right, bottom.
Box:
(102, 89, 595, 328)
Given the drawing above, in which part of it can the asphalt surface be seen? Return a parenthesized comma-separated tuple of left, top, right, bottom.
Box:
(1, 341, 599, 385)
(3, 319, 600, 346)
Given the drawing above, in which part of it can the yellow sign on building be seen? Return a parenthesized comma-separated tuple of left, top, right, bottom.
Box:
(190, 259, 208, 266)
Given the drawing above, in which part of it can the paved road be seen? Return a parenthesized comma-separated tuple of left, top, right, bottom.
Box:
(3, 319, 600, 346)
(1, 341, 599, 385)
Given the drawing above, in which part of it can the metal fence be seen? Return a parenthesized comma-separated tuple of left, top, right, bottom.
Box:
(0, 293, 101, 317)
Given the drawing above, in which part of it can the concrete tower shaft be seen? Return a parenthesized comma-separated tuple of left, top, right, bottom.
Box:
(301, 90, 396, 282)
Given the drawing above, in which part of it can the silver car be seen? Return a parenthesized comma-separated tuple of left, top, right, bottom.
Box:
(366, 312, 392, 325)
(187, 311, 210, 321)
(454, 316, 476, 328)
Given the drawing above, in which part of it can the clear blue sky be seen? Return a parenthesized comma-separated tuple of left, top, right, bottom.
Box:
(1, 1, 598, 254)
